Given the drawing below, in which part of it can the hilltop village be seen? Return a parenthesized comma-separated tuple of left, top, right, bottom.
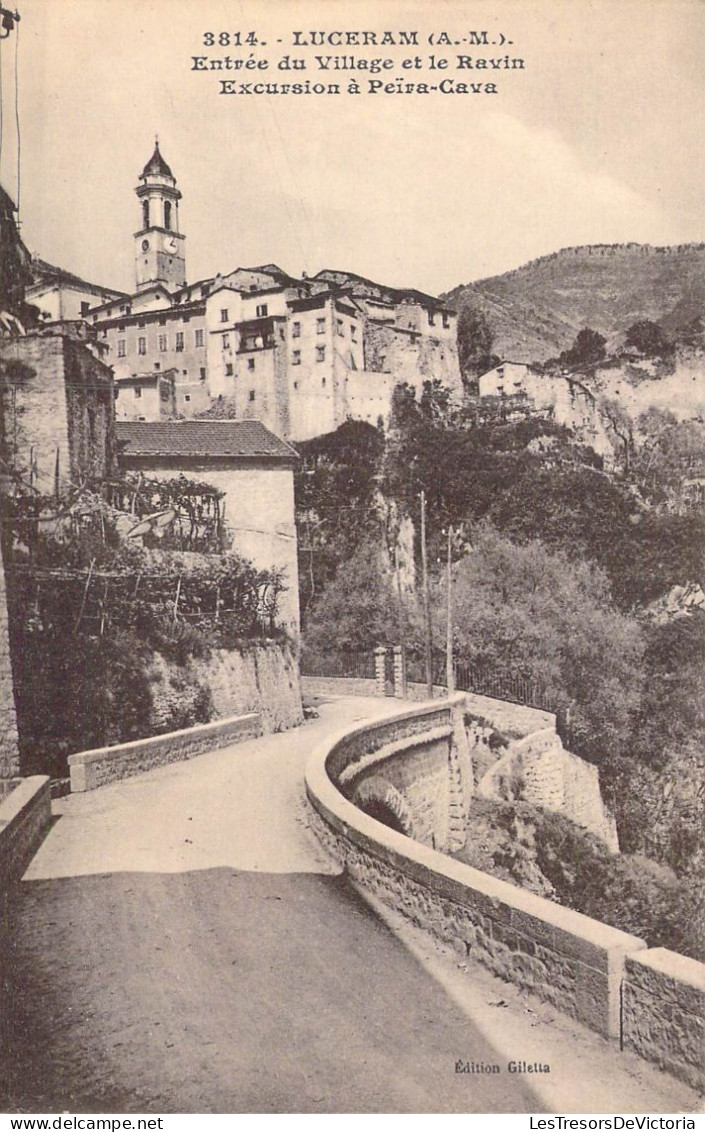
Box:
(27, 143, 462, 442)
(1, 133, 704, 1112)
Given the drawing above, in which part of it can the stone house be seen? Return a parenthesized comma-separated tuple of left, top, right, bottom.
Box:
(27, 258, 127, 325)
(0, 329, 116, 493)
(478, 360, 613, 459)
(116, 419, 300, 635)
(77, 144, 462, 442)
(114, 368, 178, 422)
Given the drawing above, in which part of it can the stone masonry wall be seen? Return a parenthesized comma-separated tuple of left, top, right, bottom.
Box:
(305, 696, 705, 1081)
(0, 335, 70, 492)
(478, 729, 619, 849)
(0, 539, 19, 778)
(0, 775, 51, 884)
(305, 796, 644, 1039)
(348, 736, 452, 850)
(622, 949, 705, 1091)
(0, 333, 115, 493)
(69, 712, 262, 792)
(196, 641, 303, 732)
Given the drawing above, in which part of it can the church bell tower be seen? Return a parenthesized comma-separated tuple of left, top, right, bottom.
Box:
(134, 140, 186, 292)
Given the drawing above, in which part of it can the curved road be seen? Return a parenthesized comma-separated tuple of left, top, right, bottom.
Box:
(0, 698, 694, 1114)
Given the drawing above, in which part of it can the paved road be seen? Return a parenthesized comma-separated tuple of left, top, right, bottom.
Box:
(0, 699, 695, 1114)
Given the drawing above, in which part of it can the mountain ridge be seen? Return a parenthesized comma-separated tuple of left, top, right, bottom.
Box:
(443, 242, 705, 365)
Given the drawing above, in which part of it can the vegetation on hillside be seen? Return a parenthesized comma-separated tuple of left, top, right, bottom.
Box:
(294, 383, 705, 956)
(1, 481, 285, 776)
(445, 242, 705, 364)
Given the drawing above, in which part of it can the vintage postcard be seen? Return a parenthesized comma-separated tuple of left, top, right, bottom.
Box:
(0, 0, 703, 1119)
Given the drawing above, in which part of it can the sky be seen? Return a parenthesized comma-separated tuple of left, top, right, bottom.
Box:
(1, 0, 703, 296)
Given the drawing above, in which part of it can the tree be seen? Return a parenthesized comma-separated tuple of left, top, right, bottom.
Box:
(560, 327, 607, 369)
(625, 320, 672, 357)
(599, 396, 634, 473)
(633, 408, 705, 506)
(457, 303, 498, 382)
(436, 526, 644, 764)
(302, 539, 417, 660)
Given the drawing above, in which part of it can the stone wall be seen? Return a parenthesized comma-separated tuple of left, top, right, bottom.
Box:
(305, 695, 705, 1082)
(0, 775, 51, 884)
(196, 641, 303, 732)
(301, 676, 378, 699)
(0, 538, 19, 778)
(622, 949, 705, 1091)
(69, 711, 262, 793)
(305, 701, 646, 1039)
(477, 729, 619, 850)
(0, 332, 115, 493)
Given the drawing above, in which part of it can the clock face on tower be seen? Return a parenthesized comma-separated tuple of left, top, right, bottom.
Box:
(164, 236, 178, 254)
(141, 239, 149, 252)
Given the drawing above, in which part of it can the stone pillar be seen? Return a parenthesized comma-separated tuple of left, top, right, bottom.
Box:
(393, 645, 407, 699)
(0, 537, 19, 777)
(446, 700, 473, 852)
(374, 646, 387, 697)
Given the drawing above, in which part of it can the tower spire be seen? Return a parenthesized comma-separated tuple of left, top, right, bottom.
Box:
(134, 138, 186, 293)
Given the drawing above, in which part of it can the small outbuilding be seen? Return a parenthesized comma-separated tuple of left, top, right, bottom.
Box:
(116, 419, 300, 634)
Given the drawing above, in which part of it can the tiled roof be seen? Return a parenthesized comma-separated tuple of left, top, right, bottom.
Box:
(116, 420, 298, 463)
(29, 257, 127, 298)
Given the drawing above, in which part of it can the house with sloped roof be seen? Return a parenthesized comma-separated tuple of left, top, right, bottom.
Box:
(116, 419, 300, 633)
(27, 256, 127, 325)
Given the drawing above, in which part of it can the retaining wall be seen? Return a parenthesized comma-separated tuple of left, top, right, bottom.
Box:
(69, 712, 261, 792)
(301, 676, 378, 698)
(622, 949, 705, 1091)
(0, 775, 51, 885)
(305, 697, 704, 1084)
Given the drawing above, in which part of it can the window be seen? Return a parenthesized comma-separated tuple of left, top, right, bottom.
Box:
(134, 387, 142, 398)
(316, 345, 325, 362)
(158, 334, 167, 352)
(138, 319, 146, 328)
(336, 318, 344, 337)
(158, 317, 166, 326)
(249, 390, 256, 402)
(225, 363, 234, 376)
(350, 324, 358, 342)
(175, 332, 184, 352)
(80, 301, 90, 317)
(442, 313, 450, 328)
(222, 333, 230, 350)
(256, 303, 268, 318)
(321, 377, 327, 387)
(247, 358, 255, 371)
(117, 339, 126, 357)
(293, 381, 299, 390)
(195, 328, 204, 348)
(164, 201, 172, 230)
(292, 321, 301, 338)
(292, 350, 301, 366)
(220, 308, 229, 323)
(154, 362, 160, 370)
(200, 367, 207, 381)
(138, 337, 147, 355)
(184, 394, 191, 403)
(142, 201, 149, 229)
(316, 317, 326, 335)
(428, 311, 436, 326)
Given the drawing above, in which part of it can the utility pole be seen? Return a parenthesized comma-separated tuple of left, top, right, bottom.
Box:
(394, 545, 407, 698)
(446, 525, 455, 694)
(420, 490, 433, 697)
